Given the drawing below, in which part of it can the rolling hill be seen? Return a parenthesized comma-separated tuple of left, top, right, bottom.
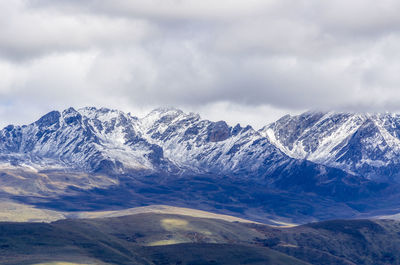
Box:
(1, 211, 400, 264)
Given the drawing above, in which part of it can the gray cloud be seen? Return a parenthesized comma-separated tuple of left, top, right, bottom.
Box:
(0, 0, 400, 128)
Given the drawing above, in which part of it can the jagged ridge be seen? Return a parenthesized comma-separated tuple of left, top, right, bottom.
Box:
(0, 107, 287, 176)
(263, 111, 400, 180)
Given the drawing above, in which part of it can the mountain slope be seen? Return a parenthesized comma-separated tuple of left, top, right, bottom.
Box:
(250, 218, 400, 265)
(0, 107, 164, 173)
(263, 111, 400, 180)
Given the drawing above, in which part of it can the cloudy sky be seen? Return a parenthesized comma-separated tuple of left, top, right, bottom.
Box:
(0, 0, 400, 128)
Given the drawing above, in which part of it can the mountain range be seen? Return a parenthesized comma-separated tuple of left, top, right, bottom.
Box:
(1, 107, 400, 223)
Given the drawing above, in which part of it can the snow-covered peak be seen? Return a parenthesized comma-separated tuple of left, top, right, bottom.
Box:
(78, 107, 137, 122)
(263, 111, 400, 180)
(34, 110, 61, 128)
(140, 107, 200, 136)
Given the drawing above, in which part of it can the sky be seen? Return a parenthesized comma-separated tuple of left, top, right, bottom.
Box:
(1, 0, 400, 129)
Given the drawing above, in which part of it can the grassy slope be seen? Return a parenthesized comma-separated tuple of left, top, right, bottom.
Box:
(4, 211, 400, 265)
(249, 219, 400, 265)
(0, 213, 308, 265)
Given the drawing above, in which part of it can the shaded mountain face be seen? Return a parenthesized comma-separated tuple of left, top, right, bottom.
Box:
(263, 111, 400, 181)
(249, 218, 400, 265)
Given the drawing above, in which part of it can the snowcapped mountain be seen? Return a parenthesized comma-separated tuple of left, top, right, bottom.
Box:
(0, 107, 156, 173)
(0, 106, 288, 176)
(1, 107, 398, 223)
(3, 106, 399, 182)
(140, 107, 288, 176)
(263, 111, 400, 180)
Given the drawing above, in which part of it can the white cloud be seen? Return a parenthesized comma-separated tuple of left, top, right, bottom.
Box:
(0, 1, 154, 60)
(1, 0, 400, 128)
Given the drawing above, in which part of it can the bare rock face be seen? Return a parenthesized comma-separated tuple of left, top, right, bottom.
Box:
(206, 121, 231, 142)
